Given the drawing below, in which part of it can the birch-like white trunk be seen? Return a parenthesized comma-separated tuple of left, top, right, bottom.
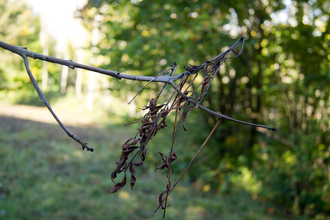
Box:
(75, 49, 84, 98)
(60, 51, 69, 94)
(86, 25, 99, 110)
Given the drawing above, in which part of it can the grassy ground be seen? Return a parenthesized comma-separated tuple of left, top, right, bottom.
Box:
(0, 96, 287, 220)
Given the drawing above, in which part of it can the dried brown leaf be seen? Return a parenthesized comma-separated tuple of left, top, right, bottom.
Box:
(111, 171, 117, 183)
(155, 152, 167, 171)
(167, 151, 177, 164)
(151, 104, 165, 115)
(157, 117, 168, 130)
(129, 164, 136, 190)
(112, 138, 141, 183)
(155, 151, 177, 171)
(128, 162, 144, 190)
(140, 145, 148, 161)
(201, 77, 210, 95)
(158, 182, 171, 209)
(132, 161, 143, 167)
(111, 163, 128, 183)
(158, 190, 168, 209)
(109, 174, 127, 194)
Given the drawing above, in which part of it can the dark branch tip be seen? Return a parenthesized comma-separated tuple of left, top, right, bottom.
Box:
(268, 127, 278, 132)
(81, 144, 94, 152)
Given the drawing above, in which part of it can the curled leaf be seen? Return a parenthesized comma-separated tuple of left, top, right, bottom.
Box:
(158, 190, 168, 209)
(112, 138, 140, 182)
(109, 174, 127, 194)
(155, 152, 167, 171)
(111, 171, 117, 183)
(155, 151, 177, 171)
(158, 182, 171, 209)
(129, 165, 136, 190)
(129, 162, 143, 190)
(167, 151, 177, 165)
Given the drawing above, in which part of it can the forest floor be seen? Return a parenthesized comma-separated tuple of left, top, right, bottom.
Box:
(0, 100, 295, 220)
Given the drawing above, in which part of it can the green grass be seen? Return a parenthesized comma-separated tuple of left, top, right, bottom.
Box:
(0, 95, 289, 220)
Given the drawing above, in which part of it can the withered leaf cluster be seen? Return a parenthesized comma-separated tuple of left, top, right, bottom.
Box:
(107, 40, 276, 218)
(109, 97, 169, 194)
(109, 59, 225, 212)
(155, 151, 177, 210)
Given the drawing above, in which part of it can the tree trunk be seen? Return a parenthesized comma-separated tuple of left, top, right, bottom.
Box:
(75, 49, 84, 98)
(60, 51, 69, 94)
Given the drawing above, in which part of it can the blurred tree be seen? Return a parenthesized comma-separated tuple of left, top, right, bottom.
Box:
(78, 0, 329, 218)
(0, 0, 62, 104)
(0, 0, 41, 91)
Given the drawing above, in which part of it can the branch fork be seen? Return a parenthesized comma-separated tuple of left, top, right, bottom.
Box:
(0, 37, 277, 217)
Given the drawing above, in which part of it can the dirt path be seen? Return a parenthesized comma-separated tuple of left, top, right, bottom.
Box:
(0, 101, 95, 126)
(0, 101, 129, 146)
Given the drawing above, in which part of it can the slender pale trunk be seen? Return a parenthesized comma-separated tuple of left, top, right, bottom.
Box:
(75, 49, 83, 98)
(40, 20, 48, 91)
(41, 46, 48, 91)
(60, 51, 69, 94)
(87, 25, 99, 110)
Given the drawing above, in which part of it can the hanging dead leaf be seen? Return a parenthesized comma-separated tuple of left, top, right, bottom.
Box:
(155, 152, 167, 171)
(167, 151, 177, 165)
(129, 165, 136, 190)
(155, 151, 177, 171)
(111, 138, 141, 183)
(129, 161, 143, 190)
(109, 174, 127, 194)
(158, 182, 171, 209)
(158, 190, 169, 209)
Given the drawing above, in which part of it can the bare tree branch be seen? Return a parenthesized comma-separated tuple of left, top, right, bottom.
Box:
(0, 36, 278, 217)
(0, 37, 275, 154)
(169, 81, 277, 131)
(0, 37, 245, 83)
(21, 54, 94, 152)
(0, 40, 177, 82)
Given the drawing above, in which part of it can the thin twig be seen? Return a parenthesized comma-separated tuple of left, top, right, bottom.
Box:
(169, 82, 277, 131)
(202, 50, 231, 98)
(170, 119, 221, 192)
(162, 73, 199, 217)
(163, 93, 182, 218)
(0, 41, 182, 83)
(165, 76, 185, 108)
(0, 38, 245, 83)
(155, 119, 221, 213)
(210, 37, 245, 62)
(128, 67, 173, 104)
(22, 55, 94, 151)
(124, 104, 188, 126)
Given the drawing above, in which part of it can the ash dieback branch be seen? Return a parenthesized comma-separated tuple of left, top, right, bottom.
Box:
(0, 37, 277, 217)
(104, 38, 277, 217)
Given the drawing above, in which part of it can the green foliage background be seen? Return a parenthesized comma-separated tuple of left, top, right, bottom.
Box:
(0, 0, 61, 105)
(78, 0, 330, 218)
(0, 0, 330, 219)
